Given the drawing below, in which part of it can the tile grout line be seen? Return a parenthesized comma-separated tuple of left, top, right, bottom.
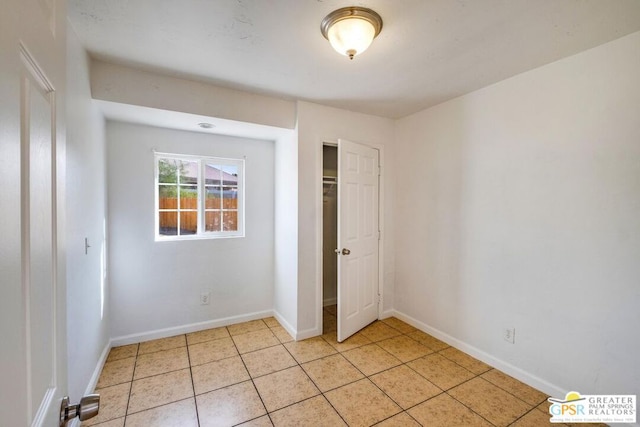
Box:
(506, 404, 548, 426)
(329, 319, 497, 426)
(325, 314, 407, 416)
(119, 338, 197, 422)
(123, 338, 198, 420)
(320, 317, 429, 426)
(412, 341, 517, 425)
(445, 388, 499, 427)
(187, 319, 282, 425)
(414, 335, 551, 412)
(185, 332, 202, 427)
(275, 332, 351, 426)
(347, 325, 433, 426)
(229, 319, 274, 425)
(391, 332, 489, 426)
(476, 372, 550, 410)
(89, 344, 139, 426)
(436, 365, 539, 426)
(422, 348, 500, 427)
(121, 343, 139, 425)
(99, 314, 550, 427)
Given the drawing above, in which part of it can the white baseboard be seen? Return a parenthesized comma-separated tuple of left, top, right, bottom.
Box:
(86, 341, 111, 393)
(111, 309, 274, 346)
(272, 310, 297, 341)
(76, 309, 278, 427)
(296, 326, 322, 341)
(390, 309, 566, 399)
(379, 308, 394, 320)
(68, 341, 111, 427)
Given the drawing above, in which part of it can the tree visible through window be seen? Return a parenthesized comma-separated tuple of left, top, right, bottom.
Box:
(156, 154, 243, 239)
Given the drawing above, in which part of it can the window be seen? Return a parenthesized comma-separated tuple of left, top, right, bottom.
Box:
(155, 153, 244, 240)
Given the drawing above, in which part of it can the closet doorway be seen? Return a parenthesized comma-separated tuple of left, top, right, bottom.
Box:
(323, 140, 380, 342)
(322, 145, 338, 312)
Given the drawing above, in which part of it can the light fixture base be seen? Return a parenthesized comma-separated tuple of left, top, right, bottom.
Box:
(320, 6, 383, 41)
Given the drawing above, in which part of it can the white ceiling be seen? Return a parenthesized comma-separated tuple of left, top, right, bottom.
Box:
(68, 0, 640, 119)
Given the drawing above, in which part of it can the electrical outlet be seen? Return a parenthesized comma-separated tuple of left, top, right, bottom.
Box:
(504, 328, 515, 344)
(200, 291, 210, 305)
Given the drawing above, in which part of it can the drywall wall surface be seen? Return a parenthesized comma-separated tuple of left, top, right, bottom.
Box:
(394, 32, 640, 397)
(296, 101, 396, 335)
(273, 129, 299, 332)
(91, 59, 296, 129)
(66, 24, 110, 401)
(107, 122, 275, 337)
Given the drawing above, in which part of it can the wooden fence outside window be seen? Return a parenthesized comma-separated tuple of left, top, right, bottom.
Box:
(159, 197, 238, 233)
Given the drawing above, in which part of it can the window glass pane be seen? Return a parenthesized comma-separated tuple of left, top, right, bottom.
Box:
(180, 184, 198, 198)
(205, 186, 222, 209)
(156, 155, 242, 239)
(205, 164, 221, 185)
(159, 184, 177, 208)
(158, 159, 179, 184)
(159, 211, 178, 235)
(205, 211, 221, 232)
(180, 185, 198, 209)
(220, 165, 239, 186)
(222, 186, 238, 209)
(180, 211, 197, 235)
(223, 211, 238, 231)
(180, 160, 198, 185)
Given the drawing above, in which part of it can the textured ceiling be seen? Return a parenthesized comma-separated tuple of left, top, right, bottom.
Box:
(68, 0, 640, 119)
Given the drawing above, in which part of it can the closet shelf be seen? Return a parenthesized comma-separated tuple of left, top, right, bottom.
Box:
(323, 175, 337, 185)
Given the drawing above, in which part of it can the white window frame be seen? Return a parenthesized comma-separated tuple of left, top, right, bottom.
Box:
(154, 152, 245, 241)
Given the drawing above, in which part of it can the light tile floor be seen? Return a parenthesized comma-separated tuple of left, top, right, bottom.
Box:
(83, 307, 603, 426)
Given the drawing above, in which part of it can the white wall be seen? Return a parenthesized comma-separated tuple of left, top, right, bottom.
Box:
(66, 24, 110, 401)
(296, 101, 396, 337)
(395, 32, 640, 398)
(107, 122, 275, 339)
(85, 60, 300, 339)
(273, 130, 299, 334)
(91, 60, 296, 130)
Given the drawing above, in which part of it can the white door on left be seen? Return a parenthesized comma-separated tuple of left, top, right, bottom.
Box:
(0, 0, 68, 425)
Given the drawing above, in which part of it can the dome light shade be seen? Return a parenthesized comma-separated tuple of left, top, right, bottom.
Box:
(321, 7, 383, 60)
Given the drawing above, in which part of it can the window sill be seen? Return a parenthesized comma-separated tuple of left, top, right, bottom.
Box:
(155, 233, 245, 242)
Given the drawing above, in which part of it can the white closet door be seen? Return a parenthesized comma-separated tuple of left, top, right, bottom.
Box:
(337, 139, 380, 342)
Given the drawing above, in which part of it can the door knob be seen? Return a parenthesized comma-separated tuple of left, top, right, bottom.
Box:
(341, 248, 351, 255)
(60, 394, 100, 426)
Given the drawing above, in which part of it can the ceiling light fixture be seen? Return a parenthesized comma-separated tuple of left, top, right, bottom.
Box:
(321, 6, 383, 60)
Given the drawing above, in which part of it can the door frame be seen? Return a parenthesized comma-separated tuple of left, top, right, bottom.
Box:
(316, 138, 385, 336)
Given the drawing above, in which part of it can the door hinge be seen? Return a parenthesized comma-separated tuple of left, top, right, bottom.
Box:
(378, 230, 381, 241)
(378, 165, 381, 176)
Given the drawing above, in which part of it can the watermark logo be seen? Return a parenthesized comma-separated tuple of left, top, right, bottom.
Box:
(548, 391, 636, 423)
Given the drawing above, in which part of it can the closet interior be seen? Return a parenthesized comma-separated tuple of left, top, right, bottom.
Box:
(322, 145, 338, 315)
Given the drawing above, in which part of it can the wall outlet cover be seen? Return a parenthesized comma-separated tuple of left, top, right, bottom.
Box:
(504, 328, 515, 344)
(200, 292, 210, 305)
